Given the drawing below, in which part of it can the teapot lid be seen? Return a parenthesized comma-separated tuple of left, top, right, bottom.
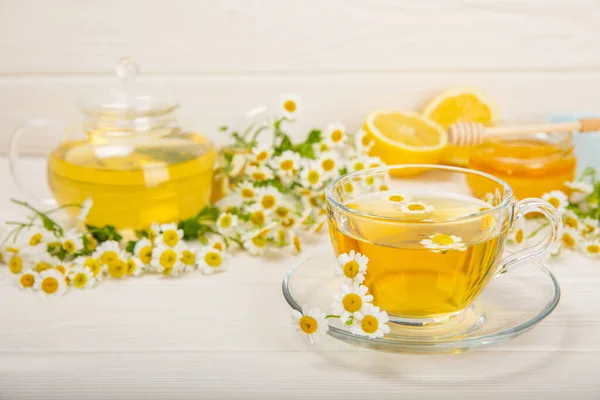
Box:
(78, 57, 178, 117)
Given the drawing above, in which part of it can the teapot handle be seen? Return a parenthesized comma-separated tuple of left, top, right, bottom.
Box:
(9, 118, 63, 206)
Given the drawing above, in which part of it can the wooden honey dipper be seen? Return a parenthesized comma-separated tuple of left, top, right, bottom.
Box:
(447, 118, 600, 146)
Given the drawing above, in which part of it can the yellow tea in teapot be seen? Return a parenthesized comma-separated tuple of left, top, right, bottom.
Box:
(48, 131, 216, 230)
(328, 190, 507, 318)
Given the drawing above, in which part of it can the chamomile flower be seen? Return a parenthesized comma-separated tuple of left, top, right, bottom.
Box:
(148, 223, 160, 243)
(247, 203, 273, 227)
(155, 223, 184, 248)
(291, 305, 329, 344)
(249, 144, 272, 165)
(257, 187, 282, 211)
(352, 304, 391, 339)
(312, 141, 330, 156)
(21, 225, 51, 248)
(196, 247, 227, 275)
(279, 214, 300, 231)
(564, 180, 594, 203)
(280, 94, 301, 119)
(106, 258, 129, 279)
(243, 230, 270, 256)
(7, 251, 25, 274)
(53, 261, 71, 276)
(399, 202, 434, 215)
(18, 270, 38, 290)
(560, 226, 580, 250)
(583, 240, 600, 258)
(246, 164, 274, 183)
(127, 256, 145, 277)
(30, 252, 58, 274)
(366, 156, 383, 169)
(542, 190, 568, 214)
(93, 240, 123, 265)
(74, 255, 103, 278)
(272, 150, 301, 180)
(318, 151, 341, 177)
(341, 180, 357, 196)
(274, 202, 293, 220)
(562, 210, 581, 230)
(61, 230, 84, 255)
(347, 156, 369, 173)
(179, 246, 197, 272)
(206, 236, 227, 253)
(580, 217, 599, 237)
(387, 193, 409, 204)
(35, 268, 67, 296)
(323, 122, 346, 148)
(301, 164, 326, 189)
(353, 128, 373, 154)
(134, 238, 154, 265)
(332, 283, 374, 324)
(237, 181, 258, 201)
(216, 212, 239, 234)
(78, 197, 93, 222)
(420, 233, 467, 253)
(68, 266, 96, 289)
(336, 250, 368, 284)
(151, 244, 183, 276)
(508, 218, 527, 249)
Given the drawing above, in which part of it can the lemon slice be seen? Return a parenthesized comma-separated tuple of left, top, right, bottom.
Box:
(422, 87, 498, 167)
(364, 109, 447, 170)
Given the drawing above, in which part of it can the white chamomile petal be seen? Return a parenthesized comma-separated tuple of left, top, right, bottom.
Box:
(34, 268, 67, 296)
(542, 190, 568, 213)
(280, 94, 301, 119)
(246, 165, 274, 182)
(18, 269, 39, 290)
(291, 305, 329, 344)
(134, 238, 154, 265)
(420, 233, 466, 253)
(127, 256, 145, 277)
(335, 250, 369, 284)
(243, 229, 270, 257)
(196, 247, 227, 275)
(78, 197, 93, 222)
(251, 143, 273, 165)
(61, 229, 84, 255)
(237, 181, 258, 201)
(151, 244, 184, 276)
(323, 122, 346, 148)
(332, 283, 374, 324)
(68, 265, 96, 289)
(564, 180, 594, 203)
(216, 212, 239, 234)
(352, 304, 391, 339)
(272, 150, 301, 178)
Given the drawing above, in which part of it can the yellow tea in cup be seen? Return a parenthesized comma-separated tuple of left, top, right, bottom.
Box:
(326, 165, 562, 325)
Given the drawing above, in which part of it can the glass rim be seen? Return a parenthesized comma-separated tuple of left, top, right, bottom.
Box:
(325, 164, 515, 224)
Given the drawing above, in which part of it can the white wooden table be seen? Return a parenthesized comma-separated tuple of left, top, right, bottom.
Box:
(0, 158, 599, 399)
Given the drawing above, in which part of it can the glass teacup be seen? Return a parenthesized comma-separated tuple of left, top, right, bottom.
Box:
(326, 165, 562, 325)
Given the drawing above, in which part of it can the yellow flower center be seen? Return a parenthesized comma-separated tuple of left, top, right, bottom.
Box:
(250, 210, 265, 226)
(309, 196, 319, 207)
(127, 259, 138, 274)
(365, 175, 375, 186)
(100, 251, 119, 265)
(565, 217, 578, 229)
(342, 293, 363, 313)
(548, 197, 560, 209)
(361, 315, 379, 334)
(283, 100, 296, 113)
(299, 315, 318, 334)
(29, 233, 43, 246)
(353, 162, 365, 171)
(162, 230, 180, 247)
(5, 246, 19, 254)
(72, 272, 88, 289)
(20, 273, 35, 288)
(307, 170, 320, 185)
(343, 182, 355, 193)
(9, 256, 23, 274)
(86, 235, 98, 251)
(282, 218, 296, 229)
(343, 260, 360, 279)
(583, 225, 597, 236)
(139, 246, 153, 264)
(41, 277, 59, 294)
(515, 230, 524, 244)
(562, 233, 575, 248)
(108, 260, 127, 278)
(181, 250, 196, 265)
(293, 236, 301, 253)
(84, 258, 101, 276)
(55, 265, 66, 275)
(148, 230, 157, 243)
(35, 262, 52, 273)
(252, 234, 267, 248)
(280, 159, 294, 171)
(322, 159, 335, 171)
(587, 244, 600, 254)
(261, 195, 276, 209)
(162, 267, 173, 276)
(388, 195, 405, 203)
(432, 234, 456, 246)
(313, 221, 325, 233)
(159, 249, 178, 269)
(275, 206, 289, 218)
(241, 188, 255, 198)
(212, 242, 224, 251)
(407, 203, 426, 211)
(379, 184, 389, 191)
(331, 130, 343, 143)
(204, 251, 222, 267)
(252, 171, 267, 181)
(63, 240, 76, 254)
(256, 151, 268, 162)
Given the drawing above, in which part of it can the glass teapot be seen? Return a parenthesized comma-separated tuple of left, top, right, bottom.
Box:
(10, 58, 216, 230)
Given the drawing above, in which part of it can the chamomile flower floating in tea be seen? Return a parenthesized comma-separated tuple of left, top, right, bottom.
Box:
(196, 247, 226, 275)
(69, 266, 96, 289)
(420, 234, 467, 253)
(280, 94, 301, 120)
(352, 305, 391, 339)
(332, 283, 374, 324)
(19, 270, 37, 291)
(387, 193, 408, 203)
(399, 202, 434, 215)
(323, 122, 346, 148)
(335, 250, 368, 284)
(542, 190, 568, 213)
(292, 305, 329, 344)
(35, 268, 67, 297)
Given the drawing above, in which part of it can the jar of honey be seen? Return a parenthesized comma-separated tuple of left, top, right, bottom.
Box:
(10, 58, 216, 230)
(466, 132, 576, 199)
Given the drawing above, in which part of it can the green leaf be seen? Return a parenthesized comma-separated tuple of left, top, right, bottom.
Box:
(86, 224, 122, 243)
(338, 166, 348, 176)
(135, 229, 149, 239)
(219, 125, 229, 132)
(125, 240, 137, 254)
(196, 205, 220, 222)
(275, 134, 294, 155)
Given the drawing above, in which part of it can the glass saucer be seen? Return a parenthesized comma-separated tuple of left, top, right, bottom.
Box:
(282, 250, 560, 354)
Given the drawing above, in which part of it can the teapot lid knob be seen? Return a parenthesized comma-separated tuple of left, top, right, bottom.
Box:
(116, 57, 139, 83)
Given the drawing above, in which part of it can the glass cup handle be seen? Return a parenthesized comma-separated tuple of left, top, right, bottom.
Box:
(497, 198, 563, 275)
(9, 118, 63, 206)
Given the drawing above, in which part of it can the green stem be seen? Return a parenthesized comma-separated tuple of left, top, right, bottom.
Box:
(528, 222, 549, 239)
(45, 203, 82, 215)
(325, 315, 341, 319)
